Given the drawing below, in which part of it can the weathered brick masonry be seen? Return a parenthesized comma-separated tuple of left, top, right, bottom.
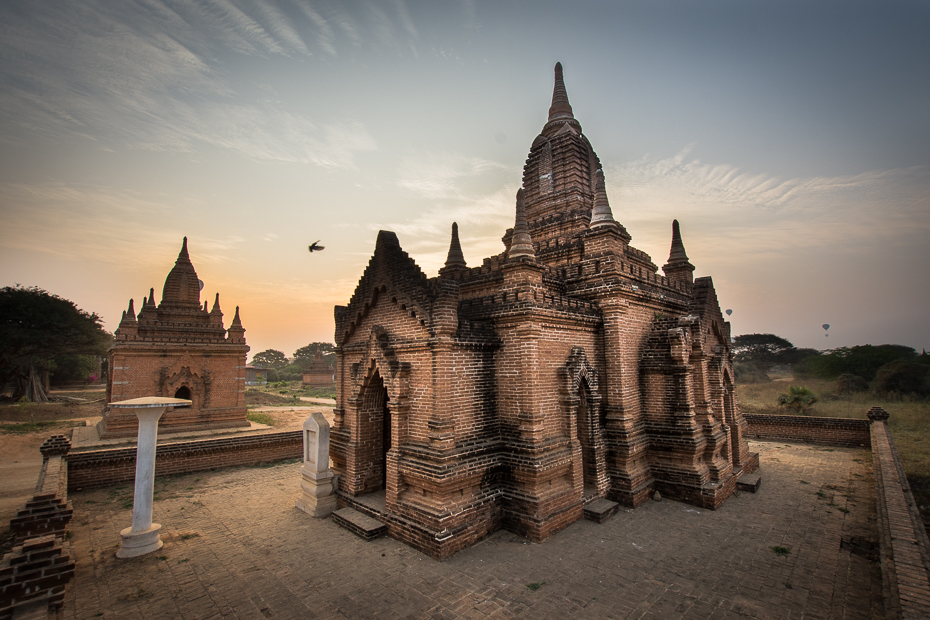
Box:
(330, 63, 758, 559)
(102, 238, 250, 437)
(67, 431, 302, 491)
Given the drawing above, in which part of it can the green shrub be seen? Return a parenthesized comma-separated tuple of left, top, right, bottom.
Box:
(872, 361, 930, 397)
(776, 386, 818, 414)
(835, 374, 869, 394)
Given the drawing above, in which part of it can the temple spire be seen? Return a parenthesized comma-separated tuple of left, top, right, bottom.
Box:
(179, 236, 190, 260)
(548, 62, 574, 123)
(662, 219, 695, 284)
(444, 222, 467, 269)
(508, 189, 536, 260)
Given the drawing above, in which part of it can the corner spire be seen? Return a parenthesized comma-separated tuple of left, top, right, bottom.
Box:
(508, 189, 536, 260)
(548, 62, 574, 123)
(443, 222, 467, 270)
(590, 169, 616, 229)
(669, 220, 689, 262)
(226, 305, 246, 344)
(662, 219, 695, 284)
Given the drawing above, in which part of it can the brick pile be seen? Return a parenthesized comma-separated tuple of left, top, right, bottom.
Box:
(0, 536, 75, 619)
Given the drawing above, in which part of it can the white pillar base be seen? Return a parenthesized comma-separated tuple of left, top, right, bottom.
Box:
(116, 523, 163, 558)
(295, 467, 337, 517)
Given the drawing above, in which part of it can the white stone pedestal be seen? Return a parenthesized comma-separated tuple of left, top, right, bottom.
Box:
(108, 396, 191, 559)
(295, 412, 337, 517)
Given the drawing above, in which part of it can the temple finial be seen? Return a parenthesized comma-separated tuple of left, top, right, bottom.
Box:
(127, 298, 135, 317)
(147, 288, 156, 306)
(179, 236, 189, 260)
(548, 62, 575, 123)
(443, 222, 467, 270)
(231, 306, 242, 327)
(508, 189, 536, 260)
(663, 219, 695, 284)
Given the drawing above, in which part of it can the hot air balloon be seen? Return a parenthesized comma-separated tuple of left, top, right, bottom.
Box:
(822, 324, 830, 337)
(726, 309, 733, 316)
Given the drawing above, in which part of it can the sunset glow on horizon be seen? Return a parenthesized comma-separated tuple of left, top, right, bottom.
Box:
(2, 1, 928, 359)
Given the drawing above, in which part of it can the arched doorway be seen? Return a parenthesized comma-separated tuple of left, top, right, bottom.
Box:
(576, 379, 598, 493)
(174, 386, 192, 401)
(360, 370, 391, 493)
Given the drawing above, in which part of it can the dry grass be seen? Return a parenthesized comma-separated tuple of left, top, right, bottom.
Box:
(737, 373, 930, 511)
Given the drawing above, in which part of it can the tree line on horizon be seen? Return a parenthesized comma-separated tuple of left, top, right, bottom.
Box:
(734, 333, 930, 398)
(249, 343, 335, 383)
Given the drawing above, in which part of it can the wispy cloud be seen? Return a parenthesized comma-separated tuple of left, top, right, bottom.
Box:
(607, 147, 930, 262)
(0, 182, 248, 270)
(0, 0, 431, 166)
(396, 153, 507, 200)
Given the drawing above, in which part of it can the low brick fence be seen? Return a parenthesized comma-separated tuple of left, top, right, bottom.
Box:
(67, 430, 303, 491)
(747, 409, 930, 618)
(743, 413, 870, 447)
(866, 407, 930, 618)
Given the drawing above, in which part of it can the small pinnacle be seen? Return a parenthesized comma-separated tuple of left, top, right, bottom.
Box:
(668, 219, 690, 263)
(590, 169, 617, 228)
(444, 222, 467, 269)
(508, 189, 535, 259)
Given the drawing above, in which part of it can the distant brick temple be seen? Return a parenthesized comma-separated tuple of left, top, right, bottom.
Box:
(330, 63, 758, 559)
(102, 238, 250, 437)
(302, 350, 334, 388)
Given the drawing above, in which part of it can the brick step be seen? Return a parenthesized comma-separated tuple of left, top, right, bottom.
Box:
(332, 507, 387, 540)
(736, 473, 762, 493)
(583, 498, 620, 523)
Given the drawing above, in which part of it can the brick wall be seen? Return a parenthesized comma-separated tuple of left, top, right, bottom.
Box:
(868, 409, 930, 618)
(743, 413, 870, 447)
(67, 431, 302, 491)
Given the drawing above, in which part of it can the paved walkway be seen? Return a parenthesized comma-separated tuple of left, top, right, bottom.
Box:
(62, 441, 883, 619)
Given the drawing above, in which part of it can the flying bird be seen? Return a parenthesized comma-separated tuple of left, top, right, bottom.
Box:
(308, 240, 325, 253)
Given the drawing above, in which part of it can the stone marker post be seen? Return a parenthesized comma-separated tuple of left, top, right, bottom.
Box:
(108, 396, 191, 558)
(296, 411, 337, 517)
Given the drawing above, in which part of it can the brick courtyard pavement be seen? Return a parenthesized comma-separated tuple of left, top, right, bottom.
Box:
(62, 440, 883, 619)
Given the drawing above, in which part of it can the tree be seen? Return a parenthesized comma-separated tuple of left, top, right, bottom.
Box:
(292, 342, 335, 370)
(251, 349, 288, 370)
(794, 345, 916, 381)
(0, 286, 111, 402)
(733, 334, 796, 364)
(776, 386, 818, 414)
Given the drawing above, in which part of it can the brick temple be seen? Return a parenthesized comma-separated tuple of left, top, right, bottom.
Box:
(330, 63, 758, 559)
(302, 350, 334, 388)
(102, 238, 250, 437)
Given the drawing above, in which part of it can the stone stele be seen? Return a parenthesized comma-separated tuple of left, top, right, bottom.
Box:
(295, 412, 337, 517)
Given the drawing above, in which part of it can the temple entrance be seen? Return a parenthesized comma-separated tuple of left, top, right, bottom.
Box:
(576, 379, 599, 495)
(360, 369, 391, 494)
(173, 386, 192, 401)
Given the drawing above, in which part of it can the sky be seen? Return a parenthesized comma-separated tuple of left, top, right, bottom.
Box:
(1, 0, 928, 360)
